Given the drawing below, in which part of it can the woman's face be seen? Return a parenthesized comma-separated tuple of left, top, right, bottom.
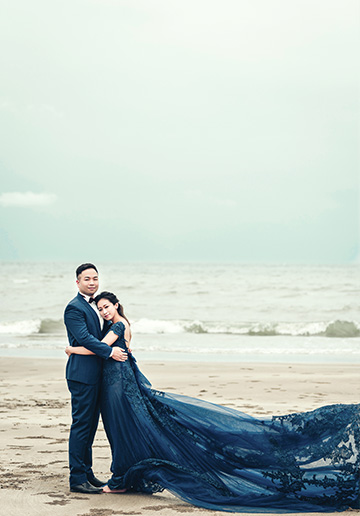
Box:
(97, 298, 118, 321)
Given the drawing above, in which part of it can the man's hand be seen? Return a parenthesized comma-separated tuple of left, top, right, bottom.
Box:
(111, 347, 128, 362)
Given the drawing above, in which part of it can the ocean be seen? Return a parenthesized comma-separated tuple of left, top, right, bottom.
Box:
(0, 262, 359, 363)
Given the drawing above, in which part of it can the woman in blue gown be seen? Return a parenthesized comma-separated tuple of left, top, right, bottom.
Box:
(66, 291, 359, 512)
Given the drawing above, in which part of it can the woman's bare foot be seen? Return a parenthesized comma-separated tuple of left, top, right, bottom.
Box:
(103, 484, 127, 493)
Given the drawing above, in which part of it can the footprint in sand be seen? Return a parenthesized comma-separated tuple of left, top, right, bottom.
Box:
(8, 445, 32, 450)
(45, 500, 70, 506)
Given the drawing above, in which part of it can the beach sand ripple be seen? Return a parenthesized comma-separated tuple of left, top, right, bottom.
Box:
(0, 358, 359, 516)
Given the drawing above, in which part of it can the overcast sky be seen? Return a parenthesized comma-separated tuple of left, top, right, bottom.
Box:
(0, 0, 358, 263)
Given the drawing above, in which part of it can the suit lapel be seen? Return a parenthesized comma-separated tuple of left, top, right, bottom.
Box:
(102, 319, 111, 337)
(77, 293, 101, 335)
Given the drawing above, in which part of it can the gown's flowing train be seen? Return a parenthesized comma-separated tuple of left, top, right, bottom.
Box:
(100, 323, 359, 513)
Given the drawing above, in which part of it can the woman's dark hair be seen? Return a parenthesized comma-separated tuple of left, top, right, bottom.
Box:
(94, 291, 130, 325)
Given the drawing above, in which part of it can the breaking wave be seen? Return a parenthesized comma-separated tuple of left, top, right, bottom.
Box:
(0, 318, 359, 338)
(132, 318, 360, 338)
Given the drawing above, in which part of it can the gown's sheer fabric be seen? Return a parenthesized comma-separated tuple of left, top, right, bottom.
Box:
(100, 322, 359, 513)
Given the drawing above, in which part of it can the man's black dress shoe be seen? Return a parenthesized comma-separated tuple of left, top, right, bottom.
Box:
(70, 481, 103, 494)
(88, 476, 106, 488)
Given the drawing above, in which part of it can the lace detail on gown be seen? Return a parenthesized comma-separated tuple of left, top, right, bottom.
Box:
(100, 322, 360, 512)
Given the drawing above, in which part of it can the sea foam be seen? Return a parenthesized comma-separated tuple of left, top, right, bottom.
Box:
(0, 318, 358, 339)
(0, 320, 41, 335)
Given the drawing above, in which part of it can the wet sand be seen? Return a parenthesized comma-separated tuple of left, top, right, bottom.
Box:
(0, 357, 359, 516)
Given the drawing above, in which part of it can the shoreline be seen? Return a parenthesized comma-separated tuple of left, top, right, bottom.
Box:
(0, 358, 359, 515)
(1, 347, 359, 365)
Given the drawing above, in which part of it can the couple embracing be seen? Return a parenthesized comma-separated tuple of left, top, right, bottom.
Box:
(64, 262, 130, 494)
(64, 263, 360, 511)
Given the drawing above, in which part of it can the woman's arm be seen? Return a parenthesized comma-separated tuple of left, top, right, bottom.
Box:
(65, 345, 95, 356)
(65, 323, 130, 356)
(102, 322, 131, 348)
(102, 330, 120, 346)
(64, 332, 116, 355)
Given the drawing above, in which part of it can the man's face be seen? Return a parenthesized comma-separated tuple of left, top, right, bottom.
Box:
(76, 268, 99, 296)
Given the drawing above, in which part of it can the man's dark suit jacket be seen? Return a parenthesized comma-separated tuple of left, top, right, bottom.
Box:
(64, 293, 112, 385)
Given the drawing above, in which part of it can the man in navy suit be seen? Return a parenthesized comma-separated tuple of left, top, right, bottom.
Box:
(64, 263, 127, 494)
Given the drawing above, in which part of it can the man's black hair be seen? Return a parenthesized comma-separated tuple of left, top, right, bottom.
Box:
(76, 263, 98, 279)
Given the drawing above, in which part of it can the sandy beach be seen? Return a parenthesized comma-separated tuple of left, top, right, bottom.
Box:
(0, 357, 358, 516)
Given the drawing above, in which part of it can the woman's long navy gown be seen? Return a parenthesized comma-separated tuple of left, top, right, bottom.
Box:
(100, 322, 359, 512)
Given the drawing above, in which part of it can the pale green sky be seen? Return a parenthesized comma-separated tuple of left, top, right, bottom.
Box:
(0, 0, 358, 263)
